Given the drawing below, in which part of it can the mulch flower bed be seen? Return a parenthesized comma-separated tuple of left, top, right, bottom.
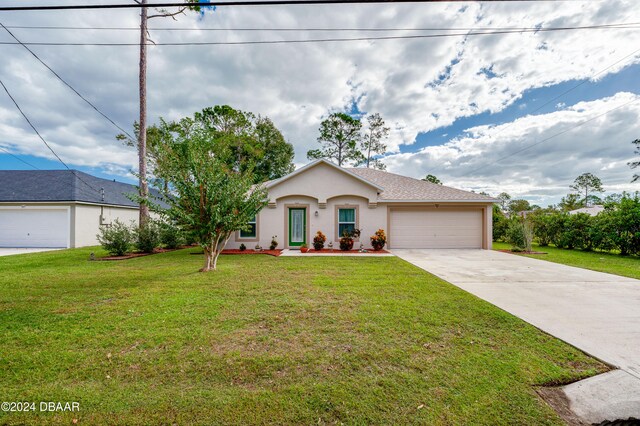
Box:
(496, 249, 548, 255)
(302, 249, 390, 254)
(96, 247, 190, 261)
(222, 249, 283, 257)
(189, 249, 283, 257)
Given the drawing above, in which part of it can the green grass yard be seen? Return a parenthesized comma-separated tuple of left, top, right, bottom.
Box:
(493, 241, 640, 280)
(0, 248, 607, 425)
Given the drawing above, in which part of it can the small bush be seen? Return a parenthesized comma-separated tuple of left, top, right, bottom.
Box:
(506, 219, 533, 252)
(135, 221, 161, 253)
(239, 243, 246, 251)
(313, 231, 326, 250)
(160, 221, 183, 249)
(370, 229, 387, 251)
(96, 219, 133, 256)
(269, 235, 278, 250)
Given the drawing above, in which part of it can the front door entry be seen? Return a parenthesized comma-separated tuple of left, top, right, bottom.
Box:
(288, 208, 306, 247)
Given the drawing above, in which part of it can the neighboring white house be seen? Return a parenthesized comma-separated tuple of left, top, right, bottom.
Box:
(227, 159, 497, 250)
(0, 170, 143, 248)
(568, 205, 605, 216)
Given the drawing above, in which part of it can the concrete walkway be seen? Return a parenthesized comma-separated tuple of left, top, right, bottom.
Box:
(393, 249, 640, 423)
(0, 248, 63, 257)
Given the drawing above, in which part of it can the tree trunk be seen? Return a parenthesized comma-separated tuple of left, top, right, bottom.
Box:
(138, 0, 150, 225)
(201, 243, 213, 272)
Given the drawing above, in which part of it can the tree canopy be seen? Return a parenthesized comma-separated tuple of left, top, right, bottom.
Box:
(307, 112, 363, 167)
(570, 173, 604, 206)
(422, 174, 442, 185)
(146, 116, 268, 272)
(121, 106, 295, 185)
(308, 112, 390, 168)
(359, 113, 389, 170)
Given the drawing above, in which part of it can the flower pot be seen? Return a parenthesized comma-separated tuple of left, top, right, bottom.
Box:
(300, 247, 309, 253)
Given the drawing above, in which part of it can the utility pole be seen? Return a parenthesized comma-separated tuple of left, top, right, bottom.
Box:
(138, 0, 150, 225)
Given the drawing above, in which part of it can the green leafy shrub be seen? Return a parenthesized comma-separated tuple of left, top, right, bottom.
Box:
(506, 219, 533, 252)
(492, 205, 509, 242)
(530, 212, 556, 246)
(598, 195, 640, 255)
(159, 221, 183, 249)
(239, 243, 246, 251)
(96, 219, 133, 256)
(270, 235, 278, 250)
(135, 221, 161, 253)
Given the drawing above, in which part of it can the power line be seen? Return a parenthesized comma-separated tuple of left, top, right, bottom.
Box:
(0, 77, 101, 193)
(458, 46, 640, 177)
(0, 22, 135, 140)
(463, 96, 640, 177)
(0, 145, 40, 169)
(1, 24, 637, 46)
(4, 23, 638, 32)
(0, 1, 562, 12)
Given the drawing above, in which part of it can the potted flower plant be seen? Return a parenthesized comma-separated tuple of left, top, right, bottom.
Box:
(313, 231, 326, 251)
(370, 229, 387, 251)
(300, 243, 309, 253)
(339, 228, 361, 251)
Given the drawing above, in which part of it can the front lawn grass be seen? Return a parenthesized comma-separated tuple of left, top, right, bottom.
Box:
(493, 241, 640, 280)
(0, 248, 606, 425)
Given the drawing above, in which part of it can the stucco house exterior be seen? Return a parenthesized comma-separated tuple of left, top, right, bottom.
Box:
(0, 170, 143, 248)
(227, 159, 497, 250)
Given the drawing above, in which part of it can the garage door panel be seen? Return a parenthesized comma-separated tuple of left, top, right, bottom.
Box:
(0, 209, 69, 248)
(390, 209, 483, 249)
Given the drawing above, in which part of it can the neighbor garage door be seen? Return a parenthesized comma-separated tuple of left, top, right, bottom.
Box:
(389, 208, 483, 249)
(0, 208, 69, 248)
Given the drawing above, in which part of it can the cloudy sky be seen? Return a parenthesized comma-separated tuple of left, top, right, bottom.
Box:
(0, 0, 639, 206)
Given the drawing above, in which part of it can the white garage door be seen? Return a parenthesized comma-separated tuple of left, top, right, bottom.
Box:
(0, 208, 69, 248)
(390, 208, 483, 249)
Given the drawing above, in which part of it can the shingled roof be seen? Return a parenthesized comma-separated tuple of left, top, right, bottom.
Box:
(0, 170, 146, 207)
(346, 168, 497, 202)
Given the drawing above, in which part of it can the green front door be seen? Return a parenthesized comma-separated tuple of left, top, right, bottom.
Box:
(288, 208, 306, 247)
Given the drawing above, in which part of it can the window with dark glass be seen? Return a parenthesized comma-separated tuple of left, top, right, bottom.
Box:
(240, 216, 257, 238)
(338, 208, 356, 236)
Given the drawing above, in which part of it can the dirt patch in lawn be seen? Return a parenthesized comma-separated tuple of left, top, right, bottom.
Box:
(496, 249, 548, 255)
(536, 386, 587, 426)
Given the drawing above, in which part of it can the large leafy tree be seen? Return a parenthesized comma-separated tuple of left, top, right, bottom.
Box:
(121, 106, 294, 185)
(147, 119, 268, 272)
(570, 173, 604, 206)
(254, 117, 295, 181)
(307, 112, 364, 167)
(359, 113, 389, 170)
(422, 174, 442, 185)
(630, 139, 639, 182)
(508, 199, 531, 214)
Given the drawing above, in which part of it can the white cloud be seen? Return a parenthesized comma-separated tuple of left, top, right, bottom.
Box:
(384, 92, 640, 206)
(0, 0, 639, 189)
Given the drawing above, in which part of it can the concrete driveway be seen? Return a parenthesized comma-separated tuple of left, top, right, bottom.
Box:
(0, 248, 62, 257)
(393, 249, 640, 422)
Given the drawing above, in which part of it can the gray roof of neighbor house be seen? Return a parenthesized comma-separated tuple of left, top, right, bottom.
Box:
(0, 170, 151, 208)
(346, 168, 497, 202)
